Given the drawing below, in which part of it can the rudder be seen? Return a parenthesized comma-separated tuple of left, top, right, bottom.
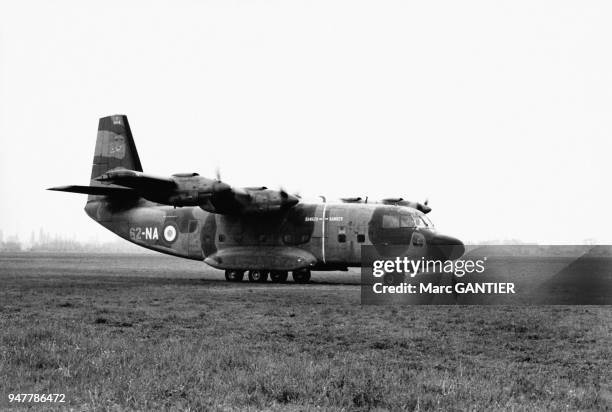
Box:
(91, 115, 143, 181)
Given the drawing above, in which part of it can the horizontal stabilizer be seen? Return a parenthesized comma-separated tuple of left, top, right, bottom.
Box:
(47, 184, 135, 196)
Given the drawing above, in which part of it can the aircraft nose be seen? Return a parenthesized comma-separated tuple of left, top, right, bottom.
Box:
(429, 234, 465, 260)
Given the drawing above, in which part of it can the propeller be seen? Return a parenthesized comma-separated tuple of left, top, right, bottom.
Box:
(215, 167, 221, 182)
(279, 187, 299, 207)
(419, 199, 432, 214)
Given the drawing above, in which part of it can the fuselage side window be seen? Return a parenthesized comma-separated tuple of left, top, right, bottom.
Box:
(400, 214, 415, 228)
(382, 214, 400, 228)
(337, 226, 346, 243)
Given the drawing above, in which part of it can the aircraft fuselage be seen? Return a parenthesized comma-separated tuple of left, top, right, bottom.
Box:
(85, 198, 462, 273)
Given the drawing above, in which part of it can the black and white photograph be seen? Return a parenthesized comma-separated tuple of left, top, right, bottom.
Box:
(1, 1, 611, 410)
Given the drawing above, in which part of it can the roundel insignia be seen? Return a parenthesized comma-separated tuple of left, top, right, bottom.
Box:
(163, 224, 178, 243)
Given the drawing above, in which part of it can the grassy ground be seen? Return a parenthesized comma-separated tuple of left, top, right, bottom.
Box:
(0, 253, 611, 411)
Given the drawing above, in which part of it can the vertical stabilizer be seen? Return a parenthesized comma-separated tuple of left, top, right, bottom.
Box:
(91, 115, 143, 181)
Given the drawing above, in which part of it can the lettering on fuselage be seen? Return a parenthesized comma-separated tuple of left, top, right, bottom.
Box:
(129, 227, 159, 241)
(304, 216, 343, 222)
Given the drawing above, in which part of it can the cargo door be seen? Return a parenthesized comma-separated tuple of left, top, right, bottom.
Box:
(309, 204, 327, 263)
(187, 219, 202, 259)
(325, 205, 348, 263)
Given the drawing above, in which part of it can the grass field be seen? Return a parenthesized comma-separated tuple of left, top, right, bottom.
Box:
(0, 252, 611, 411)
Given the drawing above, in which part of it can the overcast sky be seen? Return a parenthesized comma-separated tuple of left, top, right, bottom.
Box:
(1, 0, 611, 244)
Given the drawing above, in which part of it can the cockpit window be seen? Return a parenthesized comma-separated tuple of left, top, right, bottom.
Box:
(415, 213, 434, 228)
(382, 214, 400, 228)
(400, 214, 415, 228)
(415, 217, 425, 228)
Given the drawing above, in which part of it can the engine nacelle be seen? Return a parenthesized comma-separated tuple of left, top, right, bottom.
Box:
(165, 175, 231, 207)
(340, 197, 364, 203)
(381, 197, 431, 214)
(201, 187, 299, 215)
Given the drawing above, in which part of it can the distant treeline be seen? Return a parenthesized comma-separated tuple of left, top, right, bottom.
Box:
(0, 227, 151, 253)
(0, 239, 149, 253)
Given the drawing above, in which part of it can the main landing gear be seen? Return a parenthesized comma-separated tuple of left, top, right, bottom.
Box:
(269, 271, 289, 283)
(224, 269, 309, 283)
(224, 269, 244, 282)
(248, 270, 268, 283)
(292, 268, 311, 284)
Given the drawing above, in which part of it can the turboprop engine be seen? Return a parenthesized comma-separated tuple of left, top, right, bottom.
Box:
(380, 198, 432, 214)
(202, 186, 299, 215)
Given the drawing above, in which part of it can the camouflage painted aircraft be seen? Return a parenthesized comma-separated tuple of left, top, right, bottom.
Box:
(50, 115, 464, 283)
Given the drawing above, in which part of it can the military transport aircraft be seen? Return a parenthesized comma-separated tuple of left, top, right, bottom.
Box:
(49, 115, 464, 283)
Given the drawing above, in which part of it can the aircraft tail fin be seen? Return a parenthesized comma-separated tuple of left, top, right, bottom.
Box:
(91, 115, 143, 181)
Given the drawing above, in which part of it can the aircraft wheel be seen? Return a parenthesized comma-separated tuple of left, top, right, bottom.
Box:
(270, 270, 288, 283)
(292, 269, 311, 284)
(225, 269, 244, 282)
(248, 270, 268, 283)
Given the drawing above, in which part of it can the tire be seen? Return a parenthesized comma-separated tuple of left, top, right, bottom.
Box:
(292, 269, 311, 284)
(225, 269, 244, 282)
(248, 270, 269, 283)
(270, 271, 288, 283)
